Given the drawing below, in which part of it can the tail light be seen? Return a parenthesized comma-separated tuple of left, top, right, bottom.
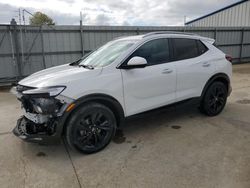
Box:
(225, 54, 232, 63)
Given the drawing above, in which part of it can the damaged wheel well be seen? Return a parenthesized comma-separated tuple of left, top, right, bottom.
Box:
(61, 94, 125, 135)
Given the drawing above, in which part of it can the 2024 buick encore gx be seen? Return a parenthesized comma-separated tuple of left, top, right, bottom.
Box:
(11, 32, 232, 153)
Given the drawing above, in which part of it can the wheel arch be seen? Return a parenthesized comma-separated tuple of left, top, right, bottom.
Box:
(59, 93, 125, 136)
(201, 73, 230, 99)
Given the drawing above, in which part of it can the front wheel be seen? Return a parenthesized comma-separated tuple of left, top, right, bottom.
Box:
(200, 82, 228, 116)
(65, 102, 117, 154)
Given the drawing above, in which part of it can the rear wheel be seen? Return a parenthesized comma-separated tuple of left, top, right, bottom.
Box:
(200, 82, 228, 116)
(66, 102, 116, 154)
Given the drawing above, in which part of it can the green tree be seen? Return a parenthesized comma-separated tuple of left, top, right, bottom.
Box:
(29, 12, 55, 26)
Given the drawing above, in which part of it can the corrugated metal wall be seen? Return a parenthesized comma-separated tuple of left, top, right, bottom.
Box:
(0, 25, 250, 83)
(186, 0, 250, 27)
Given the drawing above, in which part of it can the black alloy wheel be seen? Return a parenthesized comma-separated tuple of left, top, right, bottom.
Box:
(200, 82, 228, 116)
(66, 103, 116, 154)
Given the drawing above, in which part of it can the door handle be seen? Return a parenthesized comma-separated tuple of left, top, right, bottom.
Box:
(202, 62, 210, 67)
(162, 69, 173, 74)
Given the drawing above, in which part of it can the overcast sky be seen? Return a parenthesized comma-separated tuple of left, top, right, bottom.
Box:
(0, 0, 240, 26)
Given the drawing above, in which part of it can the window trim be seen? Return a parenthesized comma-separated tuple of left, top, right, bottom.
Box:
(196, 40, 208, 55)
(117, 37, 173, 69)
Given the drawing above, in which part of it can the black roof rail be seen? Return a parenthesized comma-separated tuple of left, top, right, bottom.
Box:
(143, 31, 198, 38)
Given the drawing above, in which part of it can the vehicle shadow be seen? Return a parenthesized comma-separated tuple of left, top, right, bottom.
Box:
(113, 100, 203, 144)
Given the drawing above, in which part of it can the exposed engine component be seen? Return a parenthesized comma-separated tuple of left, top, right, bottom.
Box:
(19, 96, 63, 115)
(13, 84, 72, 138)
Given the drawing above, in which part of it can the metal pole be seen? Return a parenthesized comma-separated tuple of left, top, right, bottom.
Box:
(22, 9, 26, 26)
(8, 26, 18, 82)
(0, 31, 7, 49)
(40, 25, 46, 69)
(80, 11, 84, 56)
(214, 28, 217, 42)
(239, 28, 244, 63)
(136, 27, 139, 35)
(18, 8, 25, 63)
(10, 18, 22, 79)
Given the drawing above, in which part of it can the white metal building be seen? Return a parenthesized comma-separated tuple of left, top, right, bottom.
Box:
(185, 0, 250, 27)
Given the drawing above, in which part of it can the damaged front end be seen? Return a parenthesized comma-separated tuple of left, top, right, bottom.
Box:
(11, 85, 74, 144)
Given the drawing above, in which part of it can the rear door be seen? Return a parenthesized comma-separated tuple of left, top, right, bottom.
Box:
(172, 38, 216, 101)
(120, 38, 176, 116)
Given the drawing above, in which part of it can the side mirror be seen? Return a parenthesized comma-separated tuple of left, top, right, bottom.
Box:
(123, 56, 147, 69)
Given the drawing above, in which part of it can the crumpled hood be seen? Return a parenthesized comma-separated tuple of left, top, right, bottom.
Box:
(19, 64, 102, 88)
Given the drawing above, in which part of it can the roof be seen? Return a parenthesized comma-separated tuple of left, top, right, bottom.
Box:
(115, 35, 144, 41)
(115, 31, 215, 44)
(185, 0, 249, 25)
(142, 31, 197, 37)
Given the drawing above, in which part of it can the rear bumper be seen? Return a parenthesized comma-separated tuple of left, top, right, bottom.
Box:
(13, 116, 61, 144)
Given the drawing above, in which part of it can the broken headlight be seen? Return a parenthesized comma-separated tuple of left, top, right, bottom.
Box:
(20, 86, 66, 115)
(31, 98, 63, 114)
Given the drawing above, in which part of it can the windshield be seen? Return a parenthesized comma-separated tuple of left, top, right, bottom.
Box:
(79, 39, 137, 68)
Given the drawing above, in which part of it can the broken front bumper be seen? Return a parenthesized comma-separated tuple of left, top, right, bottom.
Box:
(11, 85, 75, 144)
(13, 116, 61, 144)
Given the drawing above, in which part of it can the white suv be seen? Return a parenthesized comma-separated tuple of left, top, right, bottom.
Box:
(12, 32, 232, 153)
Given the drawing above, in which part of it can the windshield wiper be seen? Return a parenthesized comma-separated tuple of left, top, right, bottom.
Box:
(69, 52, 93, 67)
(69, 58, 82, 66)
(79, 64, 94, 70)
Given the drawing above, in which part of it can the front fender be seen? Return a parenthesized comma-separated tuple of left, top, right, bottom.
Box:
(57, 93, 125, 137)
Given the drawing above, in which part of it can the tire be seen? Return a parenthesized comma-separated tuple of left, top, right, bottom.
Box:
(65, 102, 117, 154)
(200, 81, 228, 116)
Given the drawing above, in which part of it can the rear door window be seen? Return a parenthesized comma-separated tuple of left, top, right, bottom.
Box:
(172, 38, 199, 61)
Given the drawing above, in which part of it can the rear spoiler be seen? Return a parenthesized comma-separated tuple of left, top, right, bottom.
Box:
(199, 37, 215, 44)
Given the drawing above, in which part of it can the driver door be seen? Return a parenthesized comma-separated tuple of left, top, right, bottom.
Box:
(120, 38, 176, 116)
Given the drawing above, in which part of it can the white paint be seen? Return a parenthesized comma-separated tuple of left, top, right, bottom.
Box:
(18, 33, 232, 117)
